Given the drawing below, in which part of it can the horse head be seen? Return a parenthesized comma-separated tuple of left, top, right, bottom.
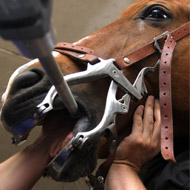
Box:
(1, 0, 189, 183)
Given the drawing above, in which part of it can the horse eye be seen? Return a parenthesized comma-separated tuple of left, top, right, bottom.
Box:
(147, 9, 168, 19)
(139, 5, 172, 21)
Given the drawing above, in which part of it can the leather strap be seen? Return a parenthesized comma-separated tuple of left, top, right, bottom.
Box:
(115, 21, 190, 69)
(54, 42, 100, 65)
(159, 36, 176, 162)
(55, 42, 96, 55)
(54, 22, 190, 70)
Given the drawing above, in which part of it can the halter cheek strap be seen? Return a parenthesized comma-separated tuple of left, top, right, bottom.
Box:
(54, 22, 190, 163)
(159, 36, 176, 162)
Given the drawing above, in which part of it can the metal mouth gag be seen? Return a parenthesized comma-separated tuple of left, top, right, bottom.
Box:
(10, 57, 144, 143)
(9, 55, 159, 188)
(44, 59, 159, 182)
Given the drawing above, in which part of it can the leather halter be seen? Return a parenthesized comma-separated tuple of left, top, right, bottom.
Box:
(54, 21, 190, 163)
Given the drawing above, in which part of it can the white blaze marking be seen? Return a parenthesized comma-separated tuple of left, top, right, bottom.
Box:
(138, 21, 145, 32)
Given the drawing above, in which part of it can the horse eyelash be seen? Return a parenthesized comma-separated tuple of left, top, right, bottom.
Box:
(136, 4, 172, 21)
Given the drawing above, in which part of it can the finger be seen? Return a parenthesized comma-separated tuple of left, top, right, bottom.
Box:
(142, 96, 155, 137)
(152, 99, 161, 141)
(131, 105, 144, 135)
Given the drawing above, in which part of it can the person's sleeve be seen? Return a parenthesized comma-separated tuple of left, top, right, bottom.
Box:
(152, 150, 189, 190)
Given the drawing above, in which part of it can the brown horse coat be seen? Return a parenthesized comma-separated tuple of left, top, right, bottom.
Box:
(1, 0, 189, 187)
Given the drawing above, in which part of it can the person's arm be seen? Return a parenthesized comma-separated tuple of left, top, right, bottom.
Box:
(0, 110, 74, 190)
(106, 96, 161, 190)
(0, 138, 51, 190)
(106, 164, 146, 190)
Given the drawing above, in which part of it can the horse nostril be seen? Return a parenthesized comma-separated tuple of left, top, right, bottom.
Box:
(19, 71, 42, 88)
(10, 68, 44, 94)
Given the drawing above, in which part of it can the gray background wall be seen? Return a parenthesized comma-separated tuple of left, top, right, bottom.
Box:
(0, 1, 136, 189)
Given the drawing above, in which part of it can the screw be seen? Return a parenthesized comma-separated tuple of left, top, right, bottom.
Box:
(73, 136, 83, 147)
(123, 57, 131, 64)
(78, 54, 86, 58)
(122, 105, 127, 111)
(97, 176, 104, 184)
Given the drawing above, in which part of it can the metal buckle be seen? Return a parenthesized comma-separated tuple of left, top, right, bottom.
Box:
(154, 31, 173, 53)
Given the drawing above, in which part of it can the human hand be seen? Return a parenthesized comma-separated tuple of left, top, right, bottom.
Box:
(113, 96, 161, 172)
(37, 110, 76, 158)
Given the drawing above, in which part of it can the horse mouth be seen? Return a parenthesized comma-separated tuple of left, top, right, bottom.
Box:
(46, 95, 99, 182)
(1, 86, 99, 181)
(0, 65, 104, 181)
(45, 109, 99, 182)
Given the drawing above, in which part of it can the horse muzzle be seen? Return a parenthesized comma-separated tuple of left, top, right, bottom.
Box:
(0, 62, 102, 181)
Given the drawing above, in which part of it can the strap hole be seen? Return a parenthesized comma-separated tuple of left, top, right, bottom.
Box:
(164, 115, 168, 118)
(165, 147, 168, 149)
(178, 32, 181, 35)
(163, 92, 166, 95)
(163, 82, 166, 86)
(164, 61, 167, 64)
(165, 126, 168, 129)
(163, 71, 166, 74)
(165, 137, 168, 140)
(166, 53, 168, 56)
(167, 46, 170, 49)
(164, 103, 167, 106)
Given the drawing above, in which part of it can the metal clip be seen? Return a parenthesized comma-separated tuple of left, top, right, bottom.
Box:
(36, 86, 58, 117)
(154, 31, 173, 53)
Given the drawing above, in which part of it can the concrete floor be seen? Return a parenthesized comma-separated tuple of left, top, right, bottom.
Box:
(0, 1, 136, 189)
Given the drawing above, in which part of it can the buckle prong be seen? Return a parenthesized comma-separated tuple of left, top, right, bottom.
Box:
(154, 31, 173, 53)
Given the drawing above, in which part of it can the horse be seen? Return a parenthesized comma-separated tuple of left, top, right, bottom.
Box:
(0, 0, 189, 188)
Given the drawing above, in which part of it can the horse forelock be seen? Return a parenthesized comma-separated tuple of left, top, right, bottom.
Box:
(120, 0, 190, 21)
